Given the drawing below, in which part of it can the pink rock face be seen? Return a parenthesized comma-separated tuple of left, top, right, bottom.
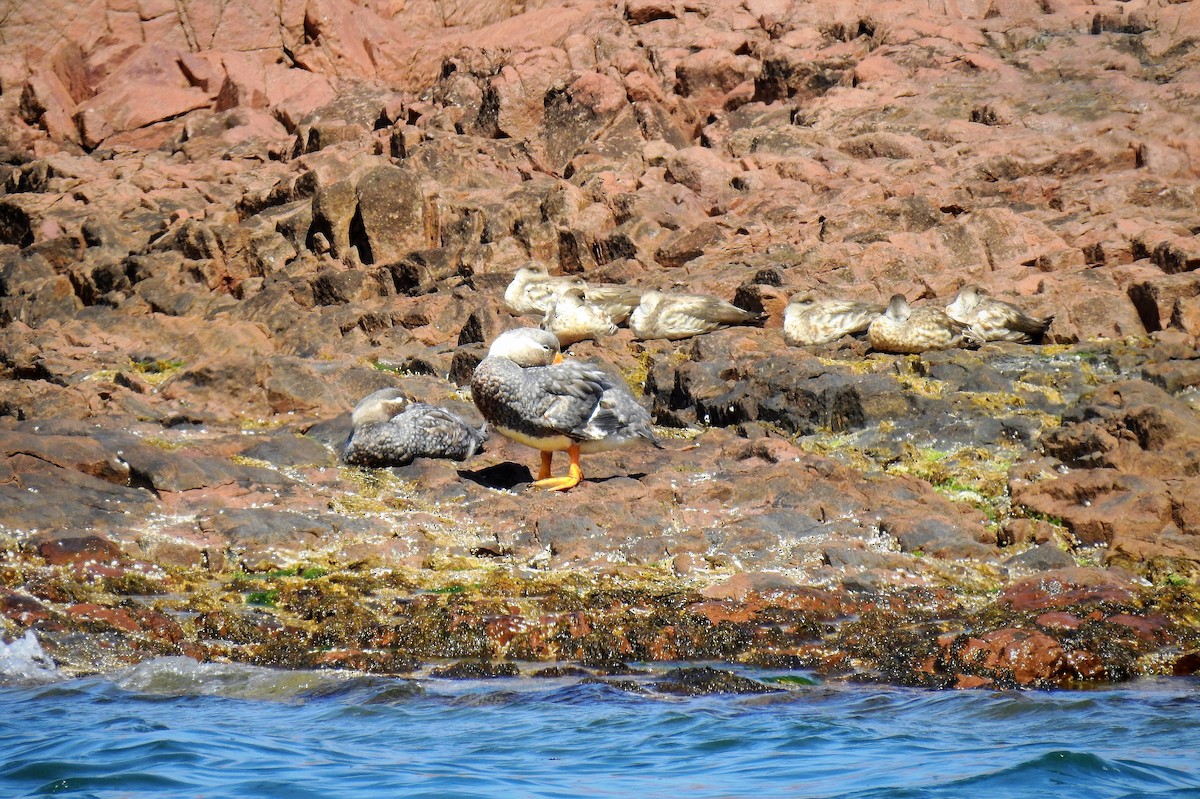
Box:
(78, 82, 212, 136)
(1, 0, 1200, 684)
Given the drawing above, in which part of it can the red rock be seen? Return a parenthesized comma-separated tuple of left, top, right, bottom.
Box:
(31, 534, 123, 567)
(674, 48, 760, 116)
(0, 430, 131, 484)
(0, 590, 51, 625)
(1064, 649, 1106, 681)
(687, 600, 754, 625)
(625, 0, 678, 24)
(980, 628, 1066, 685)
(998, 568, 1136, 611)
(20, 71, 81, 143)
(1014, 469, 1175, 548)
(1105, 613, 1170, 642)
(852, 54, 908, 86)
(75, 81, 211, 139)
(1173, 651, 1200, 676)
(701, 572, 799, 601)
(72, 561, 129, 580)
(954, 673, 994, 689)
(1036, 611, 1082, 631)
(67, 603, 142, 634)
(665, 146, 738, 199)
(190, 0, 306, 53)
(135, 610, 186, 644)
(1129, 272, 1200, 333)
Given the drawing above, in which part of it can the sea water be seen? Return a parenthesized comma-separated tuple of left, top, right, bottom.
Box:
(2, 634, 1199, 799)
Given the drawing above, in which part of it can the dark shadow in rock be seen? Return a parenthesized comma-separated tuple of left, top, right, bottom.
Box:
(458, 461, 533, 490)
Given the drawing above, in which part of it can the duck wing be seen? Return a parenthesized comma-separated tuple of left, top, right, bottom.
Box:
(585, 285, 643, 323)
(529, 361, 614, 436)
(404, 404, 489, 457)
(684, 295, 763, 325)
(980, 298, 1053, 341)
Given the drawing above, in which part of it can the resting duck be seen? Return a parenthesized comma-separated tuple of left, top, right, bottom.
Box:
(783, 294, 884, 346)
(503, 264, 586, 317)
(945, 285, 1053, 344)
(628, 289, 764, 340)
(541, 286, 618, 347)
(868, 294, 982, 354)
(342, 388, 488, 467)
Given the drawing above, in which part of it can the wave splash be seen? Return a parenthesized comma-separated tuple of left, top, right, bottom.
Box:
(0, 632, 60, 686)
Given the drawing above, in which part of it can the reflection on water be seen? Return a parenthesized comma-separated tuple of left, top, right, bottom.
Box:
(2, 638, 1199, 799)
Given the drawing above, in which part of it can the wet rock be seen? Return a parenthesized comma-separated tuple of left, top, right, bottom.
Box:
(530, 665, 591, 678)
(0, 456, 158, 534)
(701, 571, 800, 601)
(0, 589, 52, 626)
(997, 568, 1136, 612)
(1018, 380, 1200, 563)
(1005, 542, 1077, 572)
(27, 533, 122, 566)
(1041, 380, 1200, 477)
(883, 515, 995, 559)
(201, 510, 346, 569)
(651, 666, 781, 695)
(239, 434, 339, 467)
(957, 628, 1067, 686)
(579, 677, 648, 694)
(429, 660, 521, 679)
(1173, 652, 1200, 677)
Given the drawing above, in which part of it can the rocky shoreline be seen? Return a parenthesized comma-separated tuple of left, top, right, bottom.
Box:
(2, 0, 1200, 690)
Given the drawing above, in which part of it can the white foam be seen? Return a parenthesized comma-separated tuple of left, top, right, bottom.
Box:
(0, 631, 61, 685)
(113, 657, 345, 702)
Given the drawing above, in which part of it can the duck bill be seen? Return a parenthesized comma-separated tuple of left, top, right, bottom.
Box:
(552, 352, 564, 364)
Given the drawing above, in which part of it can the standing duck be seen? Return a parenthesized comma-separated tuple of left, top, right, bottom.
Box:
(945, 285, 1054, 344)
(343, 388, 488, 467)
(628, 289, 764, 340)
(783, 294, 885, 346)
(868, 294, 981, 354)
(471, 328, 661, 491)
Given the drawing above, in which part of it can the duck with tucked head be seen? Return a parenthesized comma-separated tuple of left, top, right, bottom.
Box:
(503, 264, 586, 317)
(471, 328, 661, 491)
(343, 388, 488, 467)
(868, 294, 981, 354)
(945, 284, 1053, 344)
(629, 289, 764, 341)
(783, 293, 884, 346)
(541, 286, 618, 347)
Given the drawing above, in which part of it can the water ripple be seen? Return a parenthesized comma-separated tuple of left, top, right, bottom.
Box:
(1, 661, 1198, 799)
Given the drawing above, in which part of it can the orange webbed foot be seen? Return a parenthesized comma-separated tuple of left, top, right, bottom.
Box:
(531, 444, 582, 491)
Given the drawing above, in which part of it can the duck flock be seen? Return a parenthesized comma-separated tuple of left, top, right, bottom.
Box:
(342, 264, 1053, 490)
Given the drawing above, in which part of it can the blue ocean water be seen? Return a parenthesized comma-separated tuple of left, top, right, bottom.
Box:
(2, 635, 1199, 799)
